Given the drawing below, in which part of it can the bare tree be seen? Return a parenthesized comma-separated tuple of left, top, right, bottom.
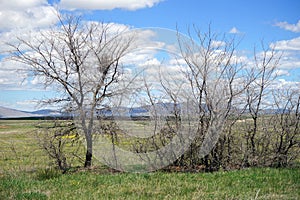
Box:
(244, 43, 280, 166)
(271, 87, 300, 167)
(173, 26, 252, 171)
(8, 14, 135, 167)
(35, 120, 80, 172)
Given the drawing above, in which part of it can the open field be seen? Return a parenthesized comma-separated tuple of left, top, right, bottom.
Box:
(0, 120, 48, 172)
(1, 167, 299, 199)
(0, 120, 299, 199)
(0, 119, 89, 173)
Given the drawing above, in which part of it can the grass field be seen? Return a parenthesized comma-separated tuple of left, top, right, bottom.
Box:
(0, 120, 60, 172)
(1, 167, 299, 199)
(0, 120, 299, 199)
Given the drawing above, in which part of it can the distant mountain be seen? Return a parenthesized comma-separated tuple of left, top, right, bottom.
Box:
(97, 103, 181, 118)
(1, 104, 289, 119)
(0, 106, 64, 119)
(26, 109, 62, 116)
(0, 106, 39, 118)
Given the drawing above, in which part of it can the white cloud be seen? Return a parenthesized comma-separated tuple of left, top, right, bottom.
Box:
(120, 29, 169, 65)
(275, 69, 290, 76)
(0, 54, 52, 91)
(269, 38, 300, 70)
(211, 40, 226, 48)
(0, 59, 29, 90)
(0, 0, 46, 9)
(0, 26, 170, 92)
(275, 20, 300, 33)
(59, 0, 163, 11)
(229, 27, 240, 34)
(16, 99, 55, 111)
(271, 37, 300, 51)
(272, 79, 300, 90)
(139, 58, 161, 68)
(278, 52, 300, 70)
(280, 60, 300, 70)
(0, 0, 58, 31)
(16, 99, 40, 106)
(169, 58, 186, 66)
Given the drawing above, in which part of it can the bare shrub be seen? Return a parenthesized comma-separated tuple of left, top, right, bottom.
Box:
(35, 120, 82, 172)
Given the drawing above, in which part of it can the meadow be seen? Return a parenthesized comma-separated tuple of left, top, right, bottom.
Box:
(0, 120, 299, 199)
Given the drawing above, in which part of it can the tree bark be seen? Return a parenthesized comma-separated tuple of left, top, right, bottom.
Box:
(84, 135, 93, 167)
(84, 150, 92, 168)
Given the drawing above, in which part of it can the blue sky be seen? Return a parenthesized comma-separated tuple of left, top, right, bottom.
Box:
(83, 0, 300, 43)
(0, 0, 299, 111)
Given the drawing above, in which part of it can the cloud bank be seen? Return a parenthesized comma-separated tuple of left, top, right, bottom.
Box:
(58, 0, 164, 11)
(271, 37, 300, 51)
(0, 0, 58, 31)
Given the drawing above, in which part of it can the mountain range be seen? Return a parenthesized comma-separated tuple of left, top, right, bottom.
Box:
(0, 104, 289, 119)
(0, 106, 63, 119)
(0, 103, 176, 119)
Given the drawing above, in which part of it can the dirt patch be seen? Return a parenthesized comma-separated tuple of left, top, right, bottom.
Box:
(0, 125, 9, 129)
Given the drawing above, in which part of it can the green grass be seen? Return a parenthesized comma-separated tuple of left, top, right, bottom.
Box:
(0, 120, 48, 172)
(0, 120, 37, 132)
(0, 120, 299, 199)
(0, 168, 299, 199)
(0, 120, 86, 173)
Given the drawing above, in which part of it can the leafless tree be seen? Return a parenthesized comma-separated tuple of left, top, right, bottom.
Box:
(243, 43, 280, 166)
(271, 87, 300, 167)
(173, 26, 254, 171)
(35, 120, 80, 172)
(8, 14, 135, 167)
(125, 27, 297, 171)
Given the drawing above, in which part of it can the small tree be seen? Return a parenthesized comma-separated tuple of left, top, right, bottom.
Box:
(244, 43, 280, 166)
(35, 121, 80, 172)
(271, 87, 300, 167)
(174, 26, 252, 171)
(9, 14, 135, 167)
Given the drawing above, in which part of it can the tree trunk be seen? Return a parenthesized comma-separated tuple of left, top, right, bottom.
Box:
(84, 136, 93, 167)
(84, 150, 92, 167)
